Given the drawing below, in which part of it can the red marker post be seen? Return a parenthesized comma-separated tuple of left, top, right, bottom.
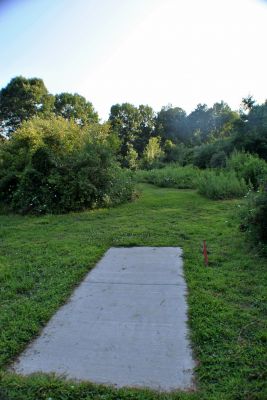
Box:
(203, 240, 208, 266)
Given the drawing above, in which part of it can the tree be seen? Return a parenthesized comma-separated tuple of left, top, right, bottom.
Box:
(156, 105, 188, 144)
(109, 103, 141, 160)
(0, 76, 54, 136)
(54, 93, 98, 126)
(125, 143, 139, 170)
(187, 102, 238, 144)
(109, 103, 156, 162)
(135, 105, 156, 155)
(163, 140, 192, 165)
(232, 100, 267, 160)
(209, 101, 239, 140)
(241, 95, 256, 113)
(187, 104, 212, 144)
(142, 137, 163, 168)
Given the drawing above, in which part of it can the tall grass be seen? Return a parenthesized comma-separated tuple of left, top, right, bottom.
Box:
(226, 151, 267, 189)
(135, 165, 200, 189)
(198, 170, 248, 200)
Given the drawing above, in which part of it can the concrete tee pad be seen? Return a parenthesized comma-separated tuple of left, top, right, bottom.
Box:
(12, 247, 195, 391)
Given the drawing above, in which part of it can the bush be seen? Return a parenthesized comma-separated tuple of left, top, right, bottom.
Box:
(193, 143, 216, 168)
(197, 170, 248, 200)
(193, 139, 233, 169)
(209, 150, 227, 168)
(141, 137, 164, 169)
(239, 186, 267, 244)
(135, 165, 200, 189)
(102, 168, 135, 206)
(0, 116, 134, 214)
(227, 151, 267, 189)
(164, 141, 194, 165)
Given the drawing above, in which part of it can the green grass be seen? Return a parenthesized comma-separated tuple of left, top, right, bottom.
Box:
(0, 184, 266, 399)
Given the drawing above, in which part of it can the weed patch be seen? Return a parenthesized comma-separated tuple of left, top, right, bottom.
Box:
(197, 170, 248, 200)
(135, 165, 200, 189)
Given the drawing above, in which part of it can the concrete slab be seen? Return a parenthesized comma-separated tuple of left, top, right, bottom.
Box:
(11, 247, 195, 391)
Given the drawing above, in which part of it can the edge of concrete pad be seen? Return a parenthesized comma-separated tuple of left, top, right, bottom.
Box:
(9, 246, 196, 392)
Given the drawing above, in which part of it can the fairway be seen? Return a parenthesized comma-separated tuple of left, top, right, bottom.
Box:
(0, 184, 266, 399)
(12, 247, 195, 391)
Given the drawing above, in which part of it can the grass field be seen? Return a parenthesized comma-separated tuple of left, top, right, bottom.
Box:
(0, 184, 266, 400)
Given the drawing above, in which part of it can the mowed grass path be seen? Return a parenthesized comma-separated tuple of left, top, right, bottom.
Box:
(0, 184, 266, 400)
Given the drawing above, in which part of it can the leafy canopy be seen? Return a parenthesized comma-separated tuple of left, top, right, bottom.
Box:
(109, 103, 156, 162)
(54, 92, 99, 126)
(0, 76, 54, 136)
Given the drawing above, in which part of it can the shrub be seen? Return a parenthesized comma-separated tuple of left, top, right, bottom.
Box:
(124, 143, 139, 170)
(0, 116, 134, 214)
(197, 170, 248, 200)
(135, 165, 200, 189)
(141, 137, 164, 169)
(164, 141, 194, 165)
(209, 150, 227, 168)
(193, 139, 233, 169)
(193, 143, 217, 168)
(103, 168, 135, 206)
(227, 151, 267, 189)
(239, 186, 267, 244)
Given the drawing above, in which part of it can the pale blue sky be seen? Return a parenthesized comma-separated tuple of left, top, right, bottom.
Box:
(1, 0, 267, 120)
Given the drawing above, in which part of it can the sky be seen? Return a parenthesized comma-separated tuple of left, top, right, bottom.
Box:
(1, 0, 267, 121)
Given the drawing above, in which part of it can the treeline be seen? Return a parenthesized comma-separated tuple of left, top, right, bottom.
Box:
(109, 98, 267, 169)
(1, 75, 267, 216)
(1, 76, 267, 170)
